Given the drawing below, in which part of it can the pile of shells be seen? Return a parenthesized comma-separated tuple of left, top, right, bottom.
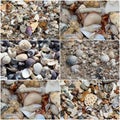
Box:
(1, 80, 60, 119)
(60, 79, 119, 119)
(60, 0, 119, 41)
(0, 0, 59, 40)
(61, 40, 119, 80)
(0, 40, 60, 80)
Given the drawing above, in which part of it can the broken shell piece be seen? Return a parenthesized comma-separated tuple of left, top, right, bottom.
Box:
(50, 92, 60, 108)
(16, 54, 28, 61)
(71, 65, 80, 73)
(19, 40, 32, 51)
(24, 92, 42, 106)
(85, 93, 97, 106)
(21, 68, 32, 79)
(84, 13, 102, 26)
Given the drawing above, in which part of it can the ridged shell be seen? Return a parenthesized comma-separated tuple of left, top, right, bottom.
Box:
(19, 40, 32, 51)
(2, 54, 11, 65)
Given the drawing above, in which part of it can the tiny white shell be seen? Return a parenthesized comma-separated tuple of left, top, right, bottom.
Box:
(100, 54, 110, 62)
(22, 68, 32, 78)
(33, 63, 43, 75)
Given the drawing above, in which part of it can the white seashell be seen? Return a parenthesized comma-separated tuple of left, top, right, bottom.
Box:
(35, 114, 45, 120)
(20, 104, 41, 112)
(1, 53, 11, 65)
(1, 66, 7, 76)
(81, 24, 101, 32)
(24, 92, 42, 106)
(0, 102, 7, 110)
(100, 54, 110, 62)
(71, 65, 80, 73)
(92, 62, 98, 67)
(110, 83, 117, 98)
(20, 110, 35, 118)
(84, 13, 101, 26)
(47, 59, 58, 66)
(16, 54, 28, 61)
(50, 104, 59, 115)
(34, 14, 39, 21)
(94, 34, 105, 40)
(50, 92, 60, 108)
(19, 40, 32, 51)
(105, 1, 119, 13)
(33, 63, 43, 75)
(41, 45, 50, 52)
(45, 81, 61, 93)
(21, 68, 32, 78)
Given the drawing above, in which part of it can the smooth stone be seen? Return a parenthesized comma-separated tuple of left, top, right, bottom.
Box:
(16, 54, 28, 61)
(66, 55, 78, 66)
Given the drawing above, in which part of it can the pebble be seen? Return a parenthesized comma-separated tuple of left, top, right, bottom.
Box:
(21, 68, 32, 79)
(20, 25, 27, 33)
(100, 54, 110, 62)
(33, 63, 43, 75)
(66, 55, 78, 66)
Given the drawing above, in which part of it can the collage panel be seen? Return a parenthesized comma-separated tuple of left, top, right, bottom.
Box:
(0, 40, 60, 80)
(61, 40, 119, 80)
(0, 80, 61, 119)
(60, 79, 119, 119)
(60, 0, 119, 41)
(0, 0, 60, 40)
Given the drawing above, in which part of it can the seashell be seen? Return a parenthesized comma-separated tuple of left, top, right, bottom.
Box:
(1, 66, 7, 76)
(110, 13, 120, 28)
(111, 96, 119, 109)
(50, 92, 60, 108)
(108, 50, 115, 58)
(94, 34, 105, 40)
(20, 110, 35, 118)
(24, 92, 42, 106)
(110, 25, 118, 35)
(26, 26, 32, 36)
(92, 62, 98, 67)
(50, 104, 59, 115)
(27, 49, 36, 57)
(66, 55, 78, 66)
(84, 13, 101, 26)
(8, 47, 17, 58)
(51, 70, 58, 80)
(21, 68, 32, 78)
(76, 49, 83, 57)
(45, 81, 60, 93)
(25, 58, 35, 68)
(71, 65, 80, 73)
(1, 54, 11, 65)
(80, 83, 89, 90)
(84, 93, 97, 106)
(100, 54, 110, 62)
(81, 24, 101, 33)
(20, 104, 41, 112)
(19, 40, 32, 51)
(16, 54, 28, 61)
(47, 59, 58, 66)
(35, 114, 45, 120)
(33, 63, 43, 75)
(84, 1, 100, 7)
(110, 59, 116, 67)
(41, 45, 50, 52)
(105, 1, 119, 13)
(1, 88, 11, 103)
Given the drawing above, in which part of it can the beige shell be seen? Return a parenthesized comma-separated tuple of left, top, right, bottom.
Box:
(84, 13, 101, 26)
(8, 47, 17, 58)
(84, 93, 97, 106)
(24, 92, 42, 106)
(19, 40, 32, 51)
(109, 50, 115, 59)
(1, 54, 11, 65)
(16, 54, 28, 61)
(110, 13, 120, 28)
(50, 92, 60, 108)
